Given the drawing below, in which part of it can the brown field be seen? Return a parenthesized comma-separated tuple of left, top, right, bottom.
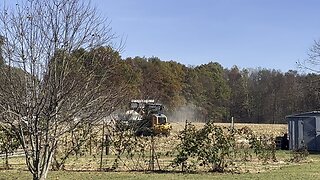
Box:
(159, 122, 287, 154)
(38, 122, 290, 174)
(0, 122, 291, 174)
(160, 122, 287, 147)
(170, 122, 287, 136)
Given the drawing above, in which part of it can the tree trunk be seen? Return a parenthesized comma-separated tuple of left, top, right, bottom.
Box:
(105, 134, 110, 156)
(89, 135, 92, 156)
(100, 121, 105, 171)
(4, 150, 9, 170)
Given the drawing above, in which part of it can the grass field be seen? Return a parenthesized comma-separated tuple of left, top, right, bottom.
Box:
(2, 122, 313, 180)
(1, 155, 320, 180)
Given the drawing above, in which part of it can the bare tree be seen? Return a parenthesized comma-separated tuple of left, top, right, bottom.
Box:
(298, 39, 320, 73)
(0, 0, 128, 179)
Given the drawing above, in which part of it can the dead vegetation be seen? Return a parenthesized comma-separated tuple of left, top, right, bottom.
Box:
(2, 121, 306, 175)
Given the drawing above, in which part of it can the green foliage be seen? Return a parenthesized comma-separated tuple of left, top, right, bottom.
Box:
(171, 121, 236, 172)
(227, 66, 250, 121)
(126, 57, 186, 110)
(196, 123, 236, 172)
(172, 124, 281, 173)
(188, 62, 230, 121)
(121, 56, 320, 123)
(238, 127, 277, 163)
(171, 122, 198, 172)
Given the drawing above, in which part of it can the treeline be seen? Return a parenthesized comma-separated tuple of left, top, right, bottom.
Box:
(121, 56, 320, 124)
(1, 45, 319, 124)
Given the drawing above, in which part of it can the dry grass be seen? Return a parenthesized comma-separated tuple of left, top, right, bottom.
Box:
(158, 122, 287, 153)
(3, 122, 319, 180)
(171, 122, 287, 136)
(0, 122, 290, 173)
(152, 122, 290, 173)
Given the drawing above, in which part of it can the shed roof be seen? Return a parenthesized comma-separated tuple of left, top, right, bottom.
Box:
(286, 111, 320, 118)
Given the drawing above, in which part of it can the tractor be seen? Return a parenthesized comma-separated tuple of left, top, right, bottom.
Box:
(119, 100, 172, 136)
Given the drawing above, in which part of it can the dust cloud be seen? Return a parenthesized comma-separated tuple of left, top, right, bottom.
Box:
(167, 104, 200, 122)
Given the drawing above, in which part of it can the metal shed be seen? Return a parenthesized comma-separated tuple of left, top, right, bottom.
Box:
(287, 111, 320, 151)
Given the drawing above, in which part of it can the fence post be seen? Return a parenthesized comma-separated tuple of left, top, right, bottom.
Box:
(100, 120, 105, 171)
(105, 134, 110, 155)
(149, 135, 155, 171)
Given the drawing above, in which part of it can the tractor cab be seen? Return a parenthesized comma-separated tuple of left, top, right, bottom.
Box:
(151, 114, 171, 135)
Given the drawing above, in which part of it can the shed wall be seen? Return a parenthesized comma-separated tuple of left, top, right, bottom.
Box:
(287, 116, 320, 151)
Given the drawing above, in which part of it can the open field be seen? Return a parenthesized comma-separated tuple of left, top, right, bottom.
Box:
(170, 122, 287, 136)
(1, 122, 308, 180)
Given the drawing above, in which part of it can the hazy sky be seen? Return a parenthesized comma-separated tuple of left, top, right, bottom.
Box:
(91, 0, 320, 72)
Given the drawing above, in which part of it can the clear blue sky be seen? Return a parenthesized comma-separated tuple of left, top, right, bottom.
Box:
(4, 0, 320, 72)
(91, 0, 320, 72)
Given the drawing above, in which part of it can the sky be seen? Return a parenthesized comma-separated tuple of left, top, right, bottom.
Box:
(3, 0, 320, 72)
(90, 0, 320, 72)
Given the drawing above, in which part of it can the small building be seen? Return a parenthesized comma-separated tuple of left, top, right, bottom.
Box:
(287, 111, 320, 151)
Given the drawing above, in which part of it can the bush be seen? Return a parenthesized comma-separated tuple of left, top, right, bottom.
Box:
(171, 121, 236, 172)
(289, 147, 309, 163)
(238, 127, 277, 163)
